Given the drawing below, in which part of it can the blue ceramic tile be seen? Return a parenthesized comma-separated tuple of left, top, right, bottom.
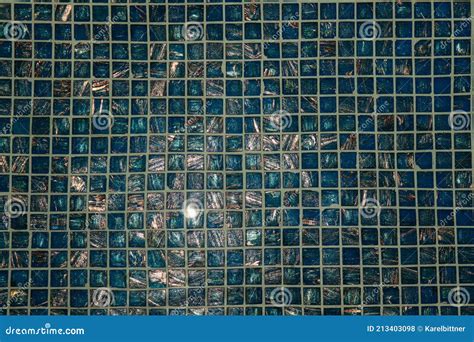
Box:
(0, 0, 472, 316)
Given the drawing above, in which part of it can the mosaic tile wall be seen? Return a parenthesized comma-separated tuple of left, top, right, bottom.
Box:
(0, 0, 473, 316)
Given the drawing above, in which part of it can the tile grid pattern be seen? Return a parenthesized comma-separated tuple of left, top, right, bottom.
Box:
(0, 0, 472, 315)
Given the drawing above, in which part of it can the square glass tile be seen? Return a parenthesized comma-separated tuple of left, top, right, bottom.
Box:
(0, 0, 473, 316)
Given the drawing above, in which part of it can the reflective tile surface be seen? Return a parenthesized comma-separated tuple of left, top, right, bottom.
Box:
(0, 0, 473, 315)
